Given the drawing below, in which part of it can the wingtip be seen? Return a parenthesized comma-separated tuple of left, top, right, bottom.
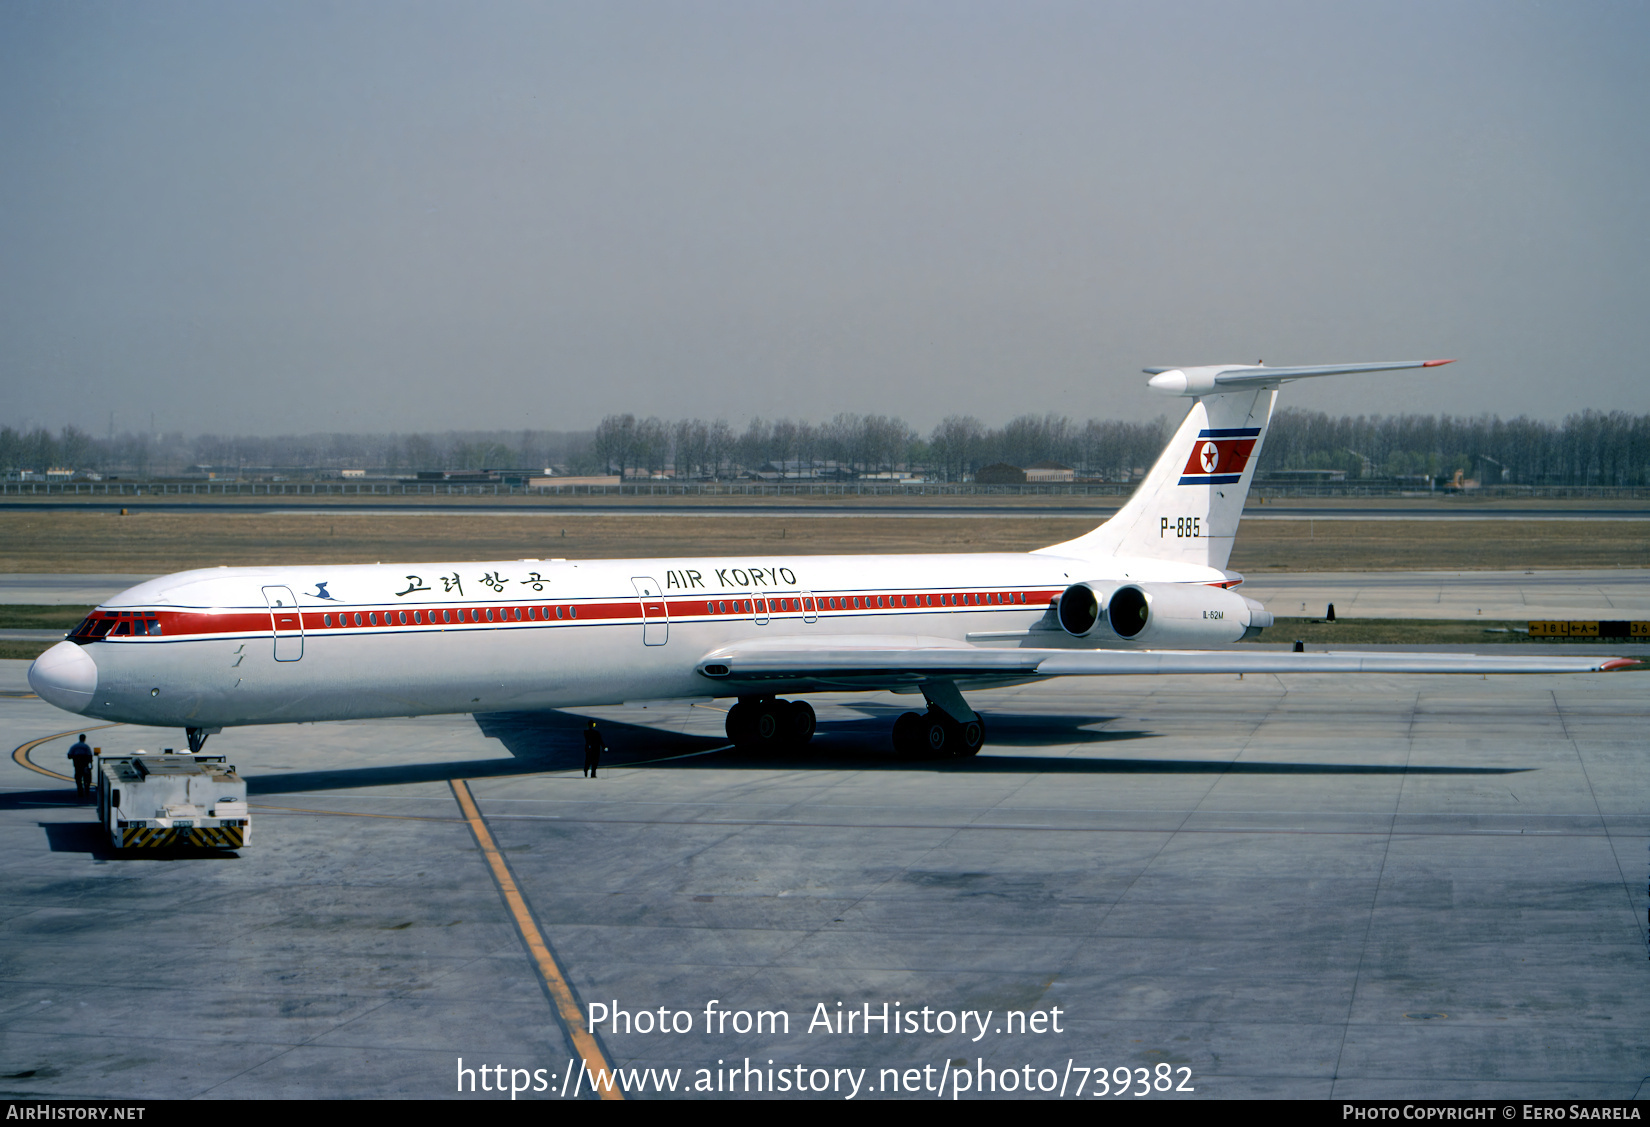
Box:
(1598, 658, 1644, 672)
(1421, 358, 1456, 368)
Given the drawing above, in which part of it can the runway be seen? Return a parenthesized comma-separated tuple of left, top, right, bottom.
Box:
(1238, 569, 1650, 621)
(3, 657, 1645, 1098)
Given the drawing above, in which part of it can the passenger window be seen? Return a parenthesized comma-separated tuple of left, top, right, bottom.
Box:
(324, 614, 332, 627)
(485, 608, 494, 622)
(413, 611, 423, 624)
(370, 612, 379, 625)
(570, 606, 578, 618)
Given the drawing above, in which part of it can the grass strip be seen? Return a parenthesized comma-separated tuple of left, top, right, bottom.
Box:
(0, 605, 95, 630)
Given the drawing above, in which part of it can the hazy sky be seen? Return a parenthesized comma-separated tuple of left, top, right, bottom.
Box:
(3, 1, 1647, 435)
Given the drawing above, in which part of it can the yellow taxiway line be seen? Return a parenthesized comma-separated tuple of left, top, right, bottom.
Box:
(12, 724, 123, 782)
(450, 777, 621, 1100)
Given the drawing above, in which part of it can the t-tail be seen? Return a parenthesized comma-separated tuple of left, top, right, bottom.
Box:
(1038, 359, 1455, 571)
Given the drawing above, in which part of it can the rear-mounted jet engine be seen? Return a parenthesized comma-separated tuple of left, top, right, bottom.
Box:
(1056, 581, 1271, 645)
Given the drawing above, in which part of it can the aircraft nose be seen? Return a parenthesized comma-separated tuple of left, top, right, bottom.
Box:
(29, 641, 98, 714)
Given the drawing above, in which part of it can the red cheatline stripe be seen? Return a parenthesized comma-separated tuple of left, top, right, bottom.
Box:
(88, 589, 1064, 640)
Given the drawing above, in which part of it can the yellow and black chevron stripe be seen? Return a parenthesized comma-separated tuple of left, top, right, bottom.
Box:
(121, 825, 244, 849)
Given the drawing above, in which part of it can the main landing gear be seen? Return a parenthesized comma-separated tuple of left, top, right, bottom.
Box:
(726, 697, 816, 750)
(891, 708, 985, 758)
(892, 679, 985, 759)
(724, 681, 987, 759)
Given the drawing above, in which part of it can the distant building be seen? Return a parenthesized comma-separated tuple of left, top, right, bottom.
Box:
(1260, 469, 1347, 483)
(416, 470, 501, 483)
(530, 475, 621, 487)
(975, 463, 1027, 484)
(5, 469, 77, 482)
(752, 460, 856, 482)
(1023, 460, 1075, 483)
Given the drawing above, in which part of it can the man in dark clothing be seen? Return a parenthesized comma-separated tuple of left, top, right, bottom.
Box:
(67, 734, 94, 800)
(583, 720, 605, 778)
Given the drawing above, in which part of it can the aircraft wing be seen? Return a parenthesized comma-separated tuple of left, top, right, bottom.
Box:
(694, 635, 1639, 693)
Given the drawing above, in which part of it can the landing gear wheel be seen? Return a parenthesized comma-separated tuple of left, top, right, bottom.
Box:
(753, 704, 781, 744)
(725, 702, 752, 745)
(892, 711, 925, 756)
(958, 716, 984, 756)
(923, 715, 950, 756)
(787, 699, 816, 745)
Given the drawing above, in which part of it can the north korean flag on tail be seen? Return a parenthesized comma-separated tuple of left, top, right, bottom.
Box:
(1178, 427, 1260, 485)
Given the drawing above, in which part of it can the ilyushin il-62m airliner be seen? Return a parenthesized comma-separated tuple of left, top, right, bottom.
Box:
(28, 360, 1639, 758)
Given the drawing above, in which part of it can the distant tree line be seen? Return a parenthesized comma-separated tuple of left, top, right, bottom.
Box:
(5, 408, 1650, 486)
(1260, 409, 1650, 485)
(0, 427, 594, 478)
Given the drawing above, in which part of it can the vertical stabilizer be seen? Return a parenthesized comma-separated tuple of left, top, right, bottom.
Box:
(1036, 359, 1452, 570)
(1038, 387, 1275, 570)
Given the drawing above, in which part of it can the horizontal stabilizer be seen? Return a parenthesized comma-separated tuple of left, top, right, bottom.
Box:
(1145, 359, 1454, 397)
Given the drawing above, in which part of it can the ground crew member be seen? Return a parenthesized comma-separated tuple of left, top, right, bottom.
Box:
(583, 720, 605, 779)
(67, 734, 94, 799)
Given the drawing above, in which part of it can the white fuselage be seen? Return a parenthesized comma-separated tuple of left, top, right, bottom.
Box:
(43, 549, 1238, 729)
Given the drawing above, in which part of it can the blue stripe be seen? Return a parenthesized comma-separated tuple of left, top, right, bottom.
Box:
(1178, 474, 1245, 485)
(1197, 428, 1261, 438)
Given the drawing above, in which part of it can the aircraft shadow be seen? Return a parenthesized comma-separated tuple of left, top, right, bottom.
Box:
(471, 709, 1529, 777)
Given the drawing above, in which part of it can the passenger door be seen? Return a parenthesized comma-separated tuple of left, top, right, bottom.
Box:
(262, 585, 304, 661)
(631, 577, 668, 646)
